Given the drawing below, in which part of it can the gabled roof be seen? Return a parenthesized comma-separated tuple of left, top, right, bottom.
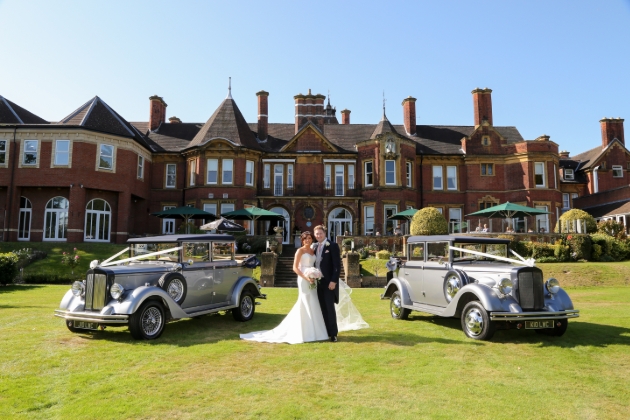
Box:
(187, 98, 260, 150)
(280, 121, 339, 153)
(0, 95, 48, 124)
(571, 139, 629, 171)
(58, 96, 155, 151)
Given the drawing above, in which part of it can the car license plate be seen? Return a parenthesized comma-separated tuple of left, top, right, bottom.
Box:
(74, 321, 99, 330)
(525, 320, 553, 329)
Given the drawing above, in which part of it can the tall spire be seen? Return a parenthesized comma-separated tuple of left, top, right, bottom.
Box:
(226, 77, 232, 99)
(382, 90, 387, 119)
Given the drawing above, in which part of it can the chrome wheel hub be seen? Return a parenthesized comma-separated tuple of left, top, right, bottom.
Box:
(446, 276, 461, 302)
(167, 279, 184, 301)
(391, 296, 402, 317)
(464, 308, 484, 336)
(241, 296, 253, 318)
(142, 307, 162, 336)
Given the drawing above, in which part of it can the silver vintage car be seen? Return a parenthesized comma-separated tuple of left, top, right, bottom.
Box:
(382, 235, 579, 340)
(54, 234, 264, 340)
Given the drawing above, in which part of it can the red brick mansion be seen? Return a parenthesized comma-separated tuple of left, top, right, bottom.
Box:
(1, 85, 628, 244)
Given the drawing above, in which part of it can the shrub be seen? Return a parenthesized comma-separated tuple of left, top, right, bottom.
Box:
(590, 233, 630, 261)
(357, 247, 369, 259)
(410, 207, 448, 235)
(597, 219, 627, 240)
(0, 252, 19, 285)
(537, 256, 559, 263)
(376, 250, 391, 260)
(61, 248, 81, 274)
(555, 209, 597, 233)
(497, 234, 528, 258)
(591, 243, 602, 261)
(567, 234, 592, 261)
(526, 242, 555, 259)
(554, 243, 571, 262)
(22, 273, 78, 285)
(342, 238, 353, 247)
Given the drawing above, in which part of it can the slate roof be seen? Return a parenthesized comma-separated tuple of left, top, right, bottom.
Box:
(370, 113, 399, 139)
(187, 98, 260, 150)
(581, 199, 630, 218)
(570, 145, 603, 170)
(559, 158, 589, 184)
(0, 95, 48, 124)
(58, 96, 155, 151)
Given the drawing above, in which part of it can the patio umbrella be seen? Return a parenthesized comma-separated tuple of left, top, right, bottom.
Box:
(221, 206, 285, 222)
(466, 202, 551, 219)
(200, 217, 246, 232)
(387, 208, 418, 221)
(151, 206, 217, 233)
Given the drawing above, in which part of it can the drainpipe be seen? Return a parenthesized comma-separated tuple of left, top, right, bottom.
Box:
(5, 127, 17, 241)
(593, 166, 600, 194)
(419, 153, 424, 209)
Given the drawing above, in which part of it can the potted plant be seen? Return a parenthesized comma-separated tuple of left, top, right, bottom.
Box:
(342, 238, 353, 253)
(269, 239, 279, 253)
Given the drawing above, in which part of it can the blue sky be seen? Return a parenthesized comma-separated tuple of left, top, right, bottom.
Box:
(1, 0, 629, 156)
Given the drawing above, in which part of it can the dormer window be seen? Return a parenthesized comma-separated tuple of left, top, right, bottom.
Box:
(482, 136, 490, 146)
(564, 168, 574, 180)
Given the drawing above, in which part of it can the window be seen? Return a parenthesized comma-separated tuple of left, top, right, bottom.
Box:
(162, 205, 176, 234)
(203, 203, 217, 224)
(221, 203, 235, 218)
(406, 162, 412, 187)
(385, 160, 396, 185)
(44, 196, 69, 241)
(535, 205, 549, 232)
(222, 159, 233, 184)
(571, 193, 578, 201)
(287, 164, 294, 189)
(18, 197, 32, 241)
(335, 165, 344, 196)
(364, 206, 374, 235)
(137, 156, 144, 179)
(449, 208, 462, 233)
(554, 164, 558, 188)
(324, 164, 332, 189)
(482, 136, 490, 146)
(447, 166, 457, 190)
(54, 140, 69, 166)
(189, 160, 196, 186)
(481, 163, 493, 176)
(384, 205, 398, 235)
(207, 159, 218, 184)
(562, 193, 570, 209)
(433, 166, 443, 190)
(263, 164, 270, 188)
(23, 140, 38, 165)
(365, 161, 373, 186)
(99, 144, 114, 170)
(409, 243, 424, 261)
(564, 168, 574, 180)
(348, 165, 355, 189)
(613, 165, 623, 178)
(246, 160, 254, 186)
(84, 199, 111, 242)
(0, 140, 6, 164)
(534, 162, 546, 187)
(274, 164, 283, 196)
(165, 164, 176, 188)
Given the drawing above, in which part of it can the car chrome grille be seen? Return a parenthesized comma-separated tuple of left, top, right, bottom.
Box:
(85, 272, 108, 311)
(516, 269, 544, 310)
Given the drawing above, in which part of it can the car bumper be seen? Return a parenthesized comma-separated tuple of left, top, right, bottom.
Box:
(54, 309, 129, 324)
(490, 309, 579, 321)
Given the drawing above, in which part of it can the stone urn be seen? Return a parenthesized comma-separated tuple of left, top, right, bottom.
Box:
(273, 226, 284, 255)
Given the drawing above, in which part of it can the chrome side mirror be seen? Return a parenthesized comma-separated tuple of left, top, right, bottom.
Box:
(188, 259, 194, 266)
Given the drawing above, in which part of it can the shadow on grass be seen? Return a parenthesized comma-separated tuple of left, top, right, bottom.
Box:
(0, 285, 44, 294)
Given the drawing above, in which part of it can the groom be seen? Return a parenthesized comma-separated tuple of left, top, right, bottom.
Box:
(313, 225, 340, 342)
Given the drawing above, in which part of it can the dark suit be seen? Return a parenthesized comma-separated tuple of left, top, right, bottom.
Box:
(315, 239, 340, 337)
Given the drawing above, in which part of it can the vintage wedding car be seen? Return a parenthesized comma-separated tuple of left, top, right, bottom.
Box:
(382, 235, 579, 340)
(54, 234, 264, 340)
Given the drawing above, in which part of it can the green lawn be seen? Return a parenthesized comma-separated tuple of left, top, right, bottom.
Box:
(1, 285, 628, 419)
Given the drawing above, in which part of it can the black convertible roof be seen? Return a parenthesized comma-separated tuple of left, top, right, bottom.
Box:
(407, 235, 511, 244)
(127, 234, 234, 243)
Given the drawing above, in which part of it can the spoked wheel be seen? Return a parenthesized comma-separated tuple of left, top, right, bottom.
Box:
(232, 291, 255, 322)
(129, 300, 166, 340)
(159, 273, 187, 305)
(390, 291, 410, 320)
(461, 301, 495, 340)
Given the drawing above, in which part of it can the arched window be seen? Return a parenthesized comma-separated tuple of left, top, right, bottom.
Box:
(44, 196, 69, 241)
(18, 197, 32, 241)
(266, 207, 290, 244)
(85, 199, 111, 242)
(328, 207, 353, 242)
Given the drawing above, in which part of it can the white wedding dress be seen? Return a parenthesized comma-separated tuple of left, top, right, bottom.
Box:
(240, 253, 368, 344)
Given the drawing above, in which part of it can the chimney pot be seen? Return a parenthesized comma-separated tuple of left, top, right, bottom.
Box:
(402, 96, 417, 136)
(341, 109, 351, 125)
(257, 90, 269, 141)
(168, 116, 181, 124)
(149, 95, 167, 131)
(600, 117, 625, 148)
(472, 88, 493, 126)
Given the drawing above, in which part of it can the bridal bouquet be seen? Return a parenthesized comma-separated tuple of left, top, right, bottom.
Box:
(303, 267, 323, 290)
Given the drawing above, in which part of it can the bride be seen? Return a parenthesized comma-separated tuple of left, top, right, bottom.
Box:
(240, 231, 368, 344)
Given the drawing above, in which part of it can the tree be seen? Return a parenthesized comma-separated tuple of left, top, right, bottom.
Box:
(410, 207, 449, 235)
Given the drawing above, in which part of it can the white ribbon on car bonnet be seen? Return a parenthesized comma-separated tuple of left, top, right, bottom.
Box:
(99, 246, 183, 267)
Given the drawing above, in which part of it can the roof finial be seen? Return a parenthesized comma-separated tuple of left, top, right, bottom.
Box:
(227, 77, 232, 99)
(382, 90, 387, 119)
(327, 89, 330, 105)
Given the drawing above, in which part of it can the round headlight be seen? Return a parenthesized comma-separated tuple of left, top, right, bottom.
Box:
(110, 283, 125, 300)
(71, 281, 85, 297)
(498, 277, 513, 295)
(546, 278, 560, 294)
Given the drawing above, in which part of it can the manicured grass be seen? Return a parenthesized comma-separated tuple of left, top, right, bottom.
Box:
(0, 285, 628, 419)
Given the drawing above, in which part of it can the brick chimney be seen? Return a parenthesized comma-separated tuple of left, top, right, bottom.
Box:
(341, 109, 351, 125)
(168, 116, 181, 124)
(402, 96, 417, 136)
(472, 88, 493, 126)
(559, 150, 570, 159)
(257, 90, 269, 141)
(600, 117, 625, 148)
(294, 89, 325, 133)
(149, 95, 167, 131)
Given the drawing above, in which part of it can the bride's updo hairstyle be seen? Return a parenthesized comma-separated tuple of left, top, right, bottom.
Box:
(300, 231, 313, 245)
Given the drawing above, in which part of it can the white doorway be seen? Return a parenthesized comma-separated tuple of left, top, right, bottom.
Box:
(266, 207, 290, 244)
(328, 207, 353, 242)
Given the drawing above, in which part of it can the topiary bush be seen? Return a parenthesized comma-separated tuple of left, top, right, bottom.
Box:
(410, 207, 448, 236)
(555, 209, 597, 233)
(0, 252, 19, 285)
(554, 243, 571, 262)
(526, 242, 555, 259)
(376, 250, 391, 260)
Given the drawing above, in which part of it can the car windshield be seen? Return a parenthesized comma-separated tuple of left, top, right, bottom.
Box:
(452, 242, 508, 262)
(130, 243, 180, 262)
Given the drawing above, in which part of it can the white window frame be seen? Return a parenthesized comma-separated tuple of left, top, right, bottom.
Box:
(162, 205, 176, 234)
(324, 164, 332, 189)
(364, 205, 374, 235)
(447, 166, 457, 190)
(449, 208, 462, 233)
(166, 164, 176, 189)
(534, 162, 546, 188)
(384, 205, 398, 235)
(365, 161, 373, 187)
(406, 162, 412, 187)
(203, 203, 217, 225)
(562, 193, 570, 209)
(433, 166, 443, 190)
(221, 203, 235, 218)
(18, 196, 32, 241)
(263, 164, 270, 188)
(23, 140, 38, 165)
(348, 165, 355, 189)
(0, 140, 6, 165)
(274, 164, 283, 196)
(334, 165, 344, 196)
(54, 140, 70, 166)
(206, 159, 218, 184)
(84, 199, 111, 242)
(564, 168, 574, 180)
(99, 144, 114, 170)
(189, 159, 196, 186)
(245, 160, 254, 186)
(287, 163, 294, 189)
(554, 164, 558, 189)
(385, 160, 396, 185)
(222, 159, 233, 185)
(43, 196, 69, 241)
(612, 165, 623, 178)
(137, 155, 144, 179)
(535, 205, 549, 233)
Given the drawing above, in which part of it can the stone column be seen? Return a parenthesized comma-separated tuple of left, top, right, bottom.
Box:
(343, 252, 361, 288)
(260, 252, 278, 287)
